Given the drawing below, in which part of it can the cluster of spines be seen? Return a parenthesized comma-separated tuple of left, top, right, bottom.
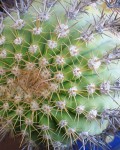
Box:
(0, 0, 120, 150)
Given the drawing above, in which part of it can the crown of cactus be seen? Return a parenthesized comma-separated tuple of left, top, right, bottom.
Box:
(0, 0, 120, 150)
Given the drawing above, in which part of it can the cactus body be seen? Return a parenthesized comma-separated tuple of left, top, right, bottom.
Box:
(0, 0, 120, 149)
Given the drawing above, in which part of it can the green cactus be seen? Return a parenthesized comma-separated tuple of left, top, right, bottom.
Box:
(0, 0, 120, 149)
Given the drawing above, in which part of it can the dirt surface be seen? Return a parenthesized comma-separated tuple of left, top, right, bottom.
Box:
(0, 135, 21, 150)
(0, 135, 49, 150)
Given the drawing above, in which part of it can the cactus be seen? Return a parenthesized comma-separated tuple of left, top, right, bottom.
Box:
(0, 0, 120, 149)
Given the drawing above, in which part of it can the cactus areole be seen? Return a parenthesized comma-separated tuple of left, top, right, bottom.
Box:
(0, 0, 120, 150)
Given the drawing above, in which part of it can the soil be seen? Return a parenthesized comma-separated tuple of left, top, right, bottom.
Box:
(0, 135, 21, 150)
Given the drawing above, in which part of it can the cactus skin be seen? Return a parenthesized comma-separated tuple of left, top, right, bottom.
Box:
(0, 0, 120, 149)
